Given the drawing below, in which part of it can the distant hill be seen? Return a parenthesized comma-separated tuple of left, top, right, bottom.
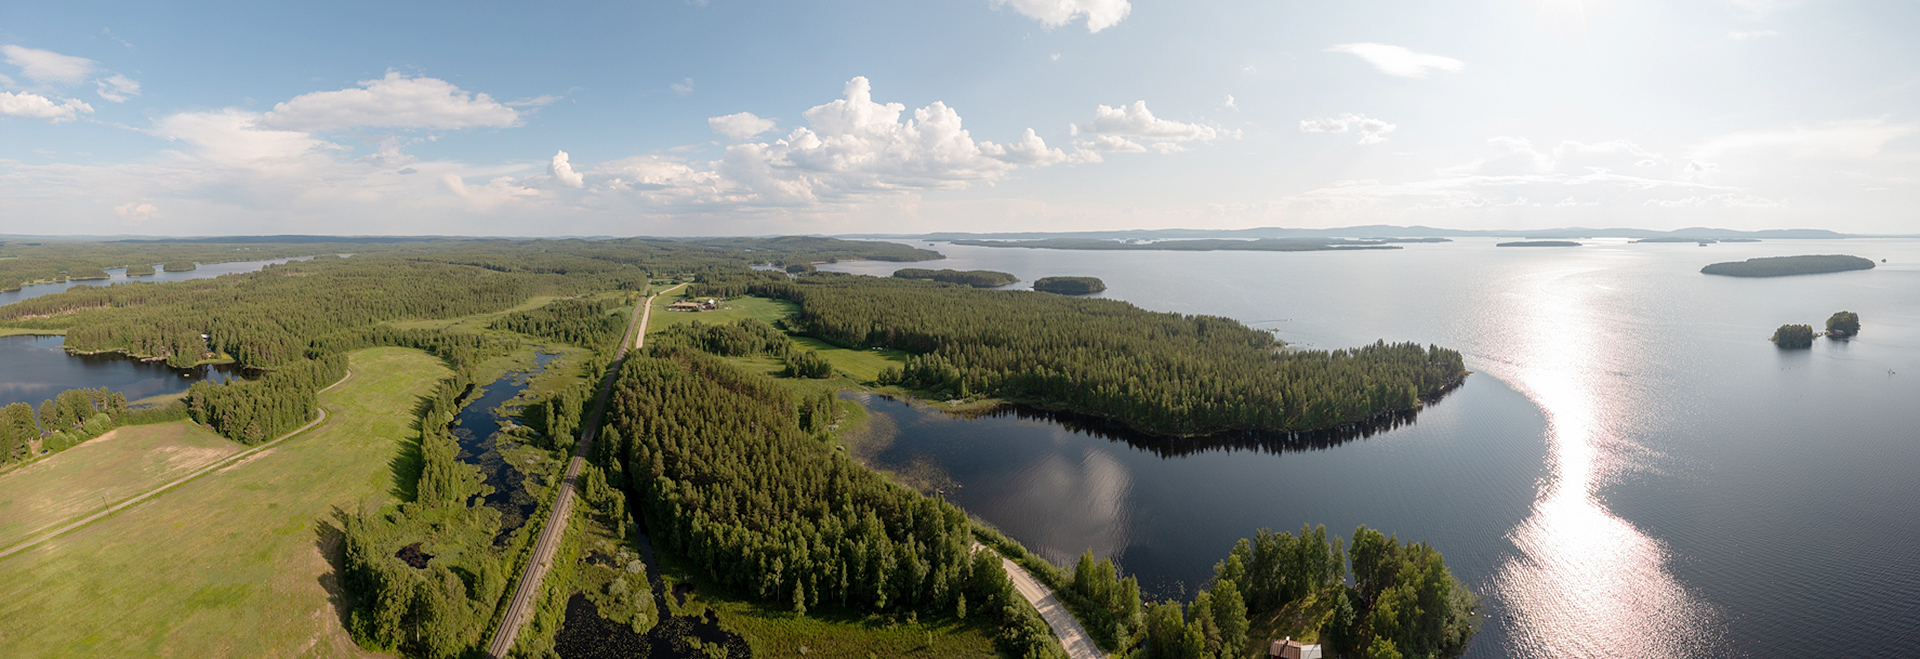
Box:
(848, 225, 1860, 241)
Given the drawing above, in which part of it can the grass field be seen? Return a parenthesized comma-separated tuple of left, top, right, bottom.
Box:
(645, 294, 909, 385)
(0, 421, 240, 549)
(0, 347, 447, 658)
(645, 293, 796, 333)
(0, 327, 64, 337)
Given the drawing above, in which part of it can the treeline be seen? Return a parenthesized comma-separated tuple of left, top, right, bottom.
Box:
(0, 239, 343, 292)
(600, 345, 1061, 658)
(186, 355, 345, 445)
(0, 387, 153, 464)
(1139, 525, 1477, 659)
(491, 296, 630, 351)
(892, 268, 1019, 288)
(743, 274, 1464, 436)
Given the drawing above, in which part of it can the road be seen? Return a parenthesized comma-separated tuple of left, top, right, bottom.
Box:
(0, 368, 354, 562)
(485, 285, 681, 658)
(980, 544, 1105, 659)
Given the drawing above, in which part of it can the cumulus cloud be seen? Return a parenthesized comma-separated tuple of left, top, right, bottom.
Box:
(992, 0, 1131, 33)
(708, 112, 778, 141)
(548, 150, 584, 188)
(0, 91, 94, 123)
(980, 128, 1076, 165)
(259, 72, 518, 132)
(1325, 43, 1464, 78)
(1, 45, 96, 84)
(1300, 113, 1397, 145)
(113, 202, 160, 221)
(153, 109, 331, 164)
(96, 74, 140, 102)
(1071, 101, 1224, 153)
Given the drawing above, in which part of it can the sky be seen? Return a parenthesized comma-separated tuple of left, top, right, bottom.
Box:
(1, 0, 1917, 237)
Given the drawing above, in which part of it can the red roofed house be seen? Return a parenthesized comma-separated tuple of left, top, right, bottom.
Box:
(1269, 637, 1323, 659)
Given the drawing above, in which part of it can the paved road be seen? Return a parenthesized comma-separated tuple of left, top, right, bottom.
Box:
(0, 368, 354, 562)
(485, 286, 681, 658)
(980, 544, 1106, 659)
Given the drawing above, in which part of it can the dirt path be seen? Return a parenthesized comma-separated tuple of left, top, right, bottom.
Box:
(486, 285, 683, 658)
(974, 543, 1105, 659)
(0, 368, 354, 562)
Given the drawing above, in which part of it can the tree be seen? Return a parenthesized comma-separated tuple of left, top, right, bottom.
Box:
(1771, 324, 1814, 349)
(1826, 311, 1860, 337)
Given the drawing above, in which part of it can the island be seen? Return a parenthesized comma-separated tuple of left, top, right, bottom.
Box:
(891, 267, 1019, 288)
(65, 267, 111, 281)
(163, 261, 197, 272)
(1772, 324, 1814, 348)
(1701, 255, 1875, 277)
(1033, 276, 1106, 295)
(1497, 241, 1582, 247)
(125, 264, 156, 276)
(1827, 311, 1860, 338)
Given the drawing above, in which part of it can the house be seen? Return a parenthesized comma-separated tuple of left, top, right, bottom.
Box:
(1269, 637, 1323, 659)
(667, 301, 703, 312)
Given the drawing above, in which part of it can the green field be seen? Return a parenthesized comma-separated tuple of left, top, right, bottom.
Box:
(0, 327, 64, 337)
(645, 292, 796, 333)
(646, 294, 909, 384)
(0, 421, 240, 549)
(0, 347, 447, 658)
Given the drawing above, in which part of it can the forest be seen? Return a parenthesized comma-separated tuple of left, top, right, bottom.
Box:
(892, 268, 1020, 288)
(1032, 276, 1106, 295)
(715, 272, 1464, 436)
(1701, 254, 1876, 277)
(948, 238, 1404, 252)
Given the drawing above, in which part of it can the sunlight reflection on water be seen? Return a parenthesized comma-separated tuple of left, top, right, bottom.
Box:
(1487, 263, 1719, 658)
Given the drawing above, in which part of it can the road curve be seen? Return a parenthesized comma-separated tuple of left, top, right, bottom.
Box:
(977, 543, 1105, 659)
(0, 368, 354, 562)
(485, 285, 682, 658)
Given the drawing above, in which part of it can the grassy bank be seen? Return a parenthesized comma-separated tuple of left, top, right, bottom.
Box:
(0, 347, 447, 657)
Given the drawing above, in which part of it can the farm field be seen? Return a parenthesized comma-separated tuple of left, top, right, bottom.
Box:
(0, 421, 240, 550)
(0, 347, 446, 658)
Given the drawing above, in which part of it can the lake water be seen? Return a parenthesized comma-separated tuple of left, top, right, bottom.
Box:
(0, 334, 248, 409)
(0, 257, 311, 307)
(0, 258, 302, 409)
(449, 351, 559, 542)
(821, 238, 1920, 659)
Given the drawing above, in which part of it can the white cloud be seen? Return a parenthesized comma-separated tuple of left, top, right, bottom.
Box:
(548, 150, 584, 188)
(1071, 101, 1225, 153)
(96, 74, 140, 102)
(1300, 113, 1397, 145)
(1727, 30, 1779, 40)
(1325, 43, 1464, 78)
(1223, 95, 1238, 111)
(981, 128, 1075, 165)
(1, 45, 97, 85)
(1689, 119, 1920, 161)
(153, 109, 329, 164)
(671, 78, 694, 96)
(506, 95, 562, 107)
(0, 91, 94, 122)
(259, 72, 518, 132)
(992, 0, 1132, 33)
(708, 112, 778, 141)
(113, 202, 160, 222)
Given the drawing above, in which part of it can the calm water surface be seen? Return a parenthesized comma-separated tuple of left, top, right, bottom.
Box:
(0, 334, 247, 408)
(823, 238, 1920, 658)
(0, 256, 310, 307)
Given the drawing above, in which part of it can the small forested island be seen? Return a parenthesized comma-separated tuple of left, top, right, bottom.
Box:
(1772, 324, 1814, 348)
(892, 267, 1020, 288)
(1702, 254, 1875, 277)
(163, 261, 197, 271)
(1827, 311, 1860, 338)
(1497, 241, 1581, 247)
(125, 263, 156, 276)
(952, 237, 1405, 252)
(65, 267, 110, 281)
(1032, 276, 1107, 295)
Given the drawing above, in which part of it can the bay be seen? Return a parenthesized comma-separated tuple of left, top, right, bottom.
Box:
(822, 238, 1920, 658)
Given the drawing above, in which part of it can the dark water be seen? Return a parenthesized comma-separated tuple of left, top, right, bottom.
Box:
(0, 257, 312, 307)
(449, 351, 559, 540)
(823, 238, 1920, 659)
(0, 334, 248, 409)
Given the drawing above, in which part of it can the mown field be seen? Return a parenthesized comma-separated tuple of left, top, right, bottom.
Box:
(0, 421, 240, 550)
(0, 347, 446, 658)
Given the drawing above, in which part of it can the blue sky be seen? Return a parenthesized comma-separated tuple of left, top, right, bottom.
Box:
(2, 0, 1917, 236)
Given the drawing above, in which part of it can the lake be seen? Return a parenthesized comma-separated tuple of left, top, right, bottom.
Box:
(0, 257, 303, 409)
(821, 238, 1920, 659)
